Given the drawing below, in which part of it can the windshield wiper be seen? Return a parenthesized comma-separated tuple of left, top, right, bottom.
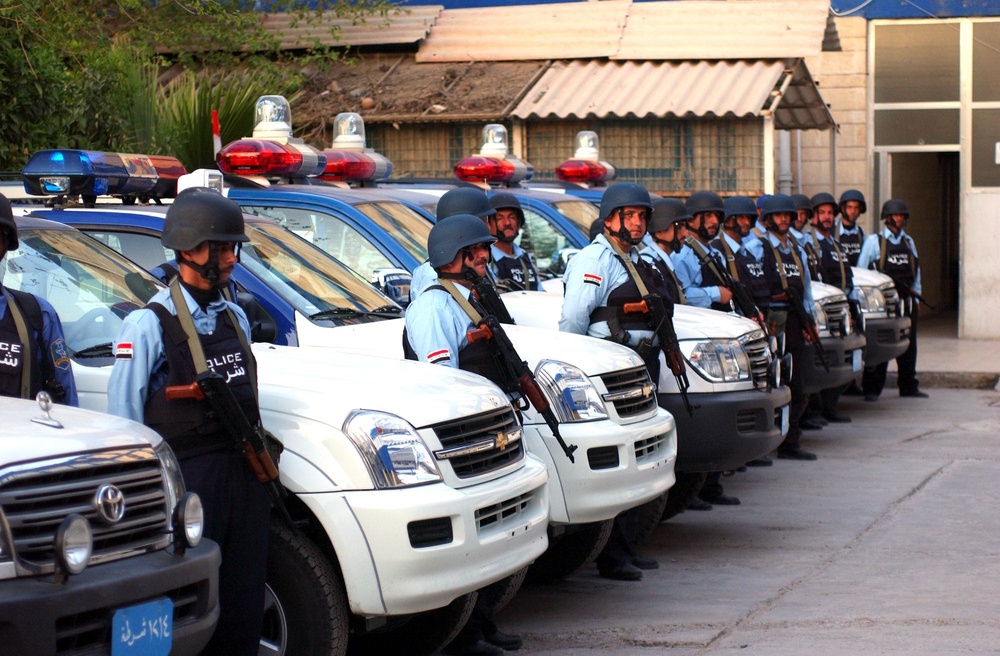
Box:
(73, 342, 114, 358)
(309, 306, 401, 321)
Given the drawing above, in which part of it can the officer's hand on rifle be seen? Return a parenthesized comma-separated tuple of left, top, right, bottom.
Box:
(718, 287, 733, 304)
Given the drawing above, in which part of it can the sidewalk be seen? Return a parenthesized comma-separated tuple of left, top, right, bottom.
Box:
(889, 310, 1000, 390)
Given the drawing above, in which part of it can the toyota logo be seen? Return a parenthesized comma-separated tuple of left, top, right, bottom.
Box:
(93, 484, 126, 525)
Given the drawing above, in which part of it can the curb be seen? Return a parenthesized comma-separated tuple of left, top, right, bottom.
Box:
(892, 371, 1000, 391)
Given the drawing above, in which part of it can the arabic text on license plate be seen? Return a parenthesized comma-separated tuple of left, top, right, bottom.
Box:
(852, 349, 863, 372)
(112, 598, 173, 656)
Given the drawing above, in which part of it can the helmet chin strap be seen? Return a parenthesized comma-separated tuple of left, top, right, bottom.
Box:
(609, 208, 643, 246)
(180, 243, 222, 288)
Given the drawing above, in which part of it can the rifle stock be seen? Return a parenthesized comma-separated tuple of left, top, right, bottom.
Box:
(640, 294, 695, 416)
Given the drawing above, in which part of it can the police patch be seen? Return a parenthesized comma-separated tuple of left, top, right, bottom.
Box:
(426, 348, 451, 365)
(50, 338, 71, 370)
(583, 273, 602, 286)
(115, 342, 134, 360)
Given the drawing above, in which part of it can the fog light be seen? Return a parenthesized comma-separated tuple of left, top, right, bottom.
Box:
(55, 514, 92, 576)
(173, 492, 204, 553)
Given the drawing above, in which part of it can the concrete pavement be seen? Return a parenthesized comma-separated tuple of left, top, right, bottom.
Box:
(496, 387, 1000, 655)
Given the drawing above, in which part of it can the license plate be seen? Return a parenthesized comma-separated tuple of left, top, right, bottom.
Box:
(780, 405, 790, 436)
(851, 349, 863, 372)
(112, 598, 173, 656)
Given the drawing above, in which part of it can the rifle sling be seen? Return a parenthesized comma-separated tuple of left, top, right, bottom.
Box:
(3, 288, 33, 399)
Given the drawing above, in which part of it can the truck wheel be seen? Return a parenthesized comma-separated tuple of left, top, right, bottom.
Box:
(661, 471, 709, 522)
(632, 492, 669, 545)
(525, 519, 614, 584)
(348, 592, 478, 656)
(261, 521, 349, 656)
(478, 567, 529, 614)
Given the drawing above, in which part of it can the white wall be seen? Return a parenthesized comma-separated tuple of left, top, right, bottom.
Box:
(960, 191, 1000, 339)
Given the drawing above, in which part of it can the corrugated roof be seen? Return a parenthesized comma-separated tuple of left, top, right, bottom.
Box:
(260, 6, 442, 49)
(618, 1, 830, 60)
(415, 1, 629, 63)
(415, 0, 830, 63)
(510, 59, 835, 130)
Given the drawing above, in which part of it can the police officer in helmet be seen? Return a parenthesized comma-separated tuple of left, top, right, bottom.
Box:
(836, 189, 868, 266)
(857, 198, 927, 400)
(488, 192, 541, 291)
(107, 187, 271, 656)
(0, 193, 78, 405)
(672, 191, 735, 311)
(560, 181, 667, 581)
(638, 198, 688, 304)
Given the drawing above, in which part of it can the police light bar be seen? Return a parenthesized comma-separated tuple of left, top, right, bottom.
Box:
(553, 131, 616, 185)
(453, 123, 534, 185)
(321, 112, 394, 184)
(21, 150, 187, 199)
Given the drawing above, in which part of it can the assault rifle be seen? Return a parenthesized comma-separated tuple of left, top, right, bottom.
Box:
(622, 294, 695, 417)
(166, 371, 296, 526)
(467, 314, 578, 462)
(687, 241, 768, 332)
(900, 285, 937, 312)
(785, 287, 830, 374)
(473, 274, 515, 325)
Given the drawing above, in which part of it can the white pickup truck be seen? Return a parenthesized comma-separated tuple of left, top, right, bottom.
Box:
(5, 214, 550, 656)
(0, 395, 219, 656)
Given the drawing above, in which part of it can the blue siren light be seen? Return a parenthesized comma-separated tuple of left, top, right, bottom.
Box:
(22, 150, 186, 199)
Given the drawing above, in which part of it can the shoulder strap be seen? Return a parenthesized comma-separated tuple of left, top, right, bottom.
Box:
(3, 289, 35, 399)
(7, 289, 44, 332)
(878, 234, 887, 272)
(438, 279, 483, 324)
(158, 262, 179, 283)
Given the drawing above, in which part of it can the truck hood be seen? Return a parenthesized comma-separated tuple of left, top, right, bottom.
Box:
(251, 343, 511, 428)
(0, 397, 163, 464)
(851, 266, 894, 288)
(297, 315, 646, 378)
(500, 290, 761, 342)
(812, 280, 848, 303)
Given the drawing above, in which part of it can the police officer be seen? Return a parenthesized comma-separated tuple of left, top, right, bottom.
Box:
(107, 188, 270, 656)
(488, 192, 540, 291)
(0, 193, 78, 405)
(671, 191, 734, 311)
(411, 187, 497, 302)
(808, 193, 854, 424)
(758, 194, 818, 461)
(638, 198, 687, 304)
(559, 182, 669, 580)
(791, 193, 821, 280)
(836, 189, 868, 266)
(714, 195, 769, 325)
(858, 199, 928, 400)
(404, 213, 522, 655)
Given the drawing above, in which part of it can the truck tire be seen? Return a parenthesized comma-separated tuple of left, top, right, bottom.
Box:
(478, 567, 529, 614)
(632, 492, 669, 545)
(661, 471, 708, 522)
(261, 521, 349, 656)
(525, 519, 614, 584)
(347, 592, 478, 656)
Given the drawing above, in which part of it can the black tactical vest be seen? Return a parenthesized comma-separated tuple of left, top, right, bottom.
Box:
(761, 240, 806, 303)
(878, 235, 917, 291)
(837, 226, 865, 267)
(144, 305, 259, 458)
(492, 253, 539, 291)
(712, 236, 771, 312)
(0, 290, 44, 400)
(816, 235, 853, 292)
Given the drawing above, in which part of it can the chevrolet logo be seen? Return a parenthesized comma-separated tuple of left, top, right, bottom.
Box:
(494, 427, 522, 451)
(495, 431, 509, 450)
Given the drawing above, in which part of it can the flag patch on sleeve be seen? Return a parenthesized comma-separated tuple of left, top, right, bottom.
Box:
(583, 273, 602, 286)
(426, 348, 451, 364)
(115, 342, 134, 360)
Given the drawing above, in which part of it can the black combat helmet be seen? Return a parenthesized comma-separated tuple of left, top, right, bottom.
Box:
(437, 188, 495, 222)
(488, 192, 524, 226)
(723, 195, 757, 220)
(839, 189, 867, 214)
(427, 214, 496, 268)
(760, 194, 797, 221)
(648, 198, 691, 234)
(161, 187, 249, 251)
(880, 199, 909, 219)
(790, 194, 813, 216)
(685, 191, 725, 217)
(810, 192, 839, 215)
(598, 182, 653, 220)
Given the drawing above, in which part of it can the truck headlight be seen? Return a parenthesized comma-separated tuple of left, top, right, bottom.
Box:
(156, 441, 185, 518)
(813, 302, 829, 332)
(534, 360, 608, 422)
(344, 411, 443, 489)
(856, 286, 886, 314)
(680, 339, 751, 383)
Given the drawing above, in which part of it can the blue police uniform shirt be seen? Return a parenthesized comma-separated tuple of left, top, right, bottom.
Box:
(761, 231, 815, 315)
(857, 228, 922, 295)
(747, 220, 768, 244)
(404, 278, 474, 368)
(0, 291, 78, 406)
(836, 221, 865, 240)
(722, 231, 764, 262)
(670, 240, 724, 308)
(559, 233, 655, 346)
(409, 260, 436, 303)
(107, 285, 251, 423)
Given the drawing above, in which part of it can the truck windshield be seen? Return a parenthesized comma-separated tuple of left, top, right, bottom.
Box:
(550, 200, 599, 236)
(243, 221, 400, 318)
(351, 201, 430, 263)
(3, 227, 161, 356)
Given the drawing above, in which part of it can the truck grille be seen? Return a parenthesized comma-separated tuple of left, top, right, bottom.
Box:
(476, 491, 535, 532)
(635, 433, 668, 462)
(741, 332, 772, 389)
(822, 298, 852, 337)
(883, 285, 901, 318)
(0, 447, 169, 574)
(431, 407, 524, 479)
(600, 366, 657, 419)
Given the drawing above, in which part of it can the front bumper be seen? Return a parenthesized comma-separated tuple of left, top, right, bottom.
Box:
(802, 332, 867, 393)
(0, 541, 220, 656)
(302, 455, 550, 617)
(659, 385, 791, 472)
(522, 406, 677, 525)
(861, 315, 911, 366)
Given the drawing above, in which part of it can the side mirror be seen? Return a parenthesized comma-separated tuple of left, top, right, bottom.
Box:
(237, 292, 278, 344)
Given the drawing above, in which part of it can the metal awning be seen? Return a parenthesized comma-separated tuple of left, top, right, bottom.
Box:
(259, 5, 442, 49)
(511, 58, 835, 130)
